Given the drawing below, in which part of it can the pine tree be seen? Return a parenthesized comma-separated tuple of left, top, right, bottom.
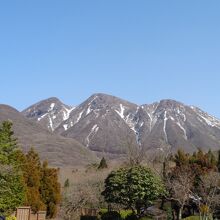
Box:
(0, 121, 17, 164)
(0, 121, 25, 215)
(22, 148, 45, 212)
(0, 165, 26, 216)
(98, 157, 108, 169)
(40, 161, 61, 218)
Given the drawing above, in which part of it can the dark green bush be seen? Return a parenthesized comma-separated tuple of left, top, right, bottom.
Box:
(124, 214, 138, 220)
(101, 211, 122, 220)
(119, 210, 133, 219)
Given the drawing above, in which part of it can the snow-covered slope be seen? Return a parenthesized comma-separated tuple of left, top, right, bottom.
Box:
(55, 93, 138, 153)
(140, 100, 220, 153)
(22, 94, 220, 155)
(22, 97, 75, 131)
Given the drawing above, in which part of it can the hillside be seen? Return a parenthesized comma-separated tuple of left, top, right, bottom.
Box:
(0, 104, 97, 167)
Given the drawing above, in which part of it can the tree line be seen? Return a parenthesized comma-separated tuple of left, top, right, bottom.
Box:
(62, 148, 220, 220)
(0, 121, 61, 218)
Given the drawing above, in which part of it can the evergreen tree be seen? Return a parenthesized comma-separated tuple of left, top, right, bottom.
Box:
(40, 161, 61, 218)
(0, 165, 25, 216)
(64, 178, 70, 188)
(0, 121, 62, 217)
(0, 121, 25, 215)
(102, 166, 166, 214)
(22, 148, 45, 212)
(98, 157, 108, 169)
(0, 121, 17, 164)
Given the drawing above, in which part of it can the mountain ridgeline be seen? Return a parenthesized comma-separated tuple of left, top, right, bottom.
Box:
(0, 104, 97, 167)
(22, 93, 220, 157)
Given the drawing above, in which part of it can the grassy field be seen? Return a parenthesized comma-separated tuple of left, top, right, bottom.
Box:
(183, 216, 200, 220)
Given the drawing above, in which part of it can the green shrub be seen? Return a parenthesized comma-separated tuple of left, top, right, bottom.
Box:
(119, 210, 133, 219)
(6, 217, 17, 220)
(99, 209, 134, 219)
(165, 207, 173, 220)
(99, 209, 108, 215)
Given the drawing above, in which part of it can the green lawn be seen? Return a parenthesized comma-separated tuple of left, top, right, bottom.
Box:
(99, 209, 153, 219)
(183, 216, 200, 220)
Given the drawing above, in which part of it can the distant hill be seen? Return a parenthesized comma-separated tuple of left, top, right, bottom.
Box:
(0, 104, 97, 167)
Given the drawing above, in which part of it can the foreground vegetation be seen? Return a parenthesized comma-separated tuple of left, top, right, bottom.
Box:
(0, 121, 61, 218)
(1, 120, 220, 220)
(61, 147, 220, 220)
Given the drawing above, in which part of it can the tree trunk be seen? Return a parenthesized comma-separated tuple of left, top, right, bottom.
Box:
(160, 197, 165, 209)
(178, 207, 183, 220)
(172, 210, 176, 220)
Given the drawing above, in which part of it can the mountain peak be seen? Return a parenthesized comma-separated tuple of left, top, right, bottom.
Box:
(87, 93, 138, 107)
(158, 99, 184, 107)
(22, 97, 74, 132)
(43, 97, 61, 102)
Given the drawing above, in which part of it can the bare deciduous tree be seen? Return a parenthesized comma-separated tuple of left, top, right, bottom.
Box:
(121, 130, 147, 167)
(192, 171, 220, 219)
(165, 166, 195, 220)
(60, 170, 107, 220)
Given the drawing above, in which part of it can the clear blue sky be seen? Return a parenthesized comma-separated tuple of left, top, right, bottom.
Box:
(0, 1, 220, 118)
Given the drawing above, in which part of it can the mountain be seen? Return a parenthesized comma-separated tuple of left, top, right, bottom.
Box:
(0, 104, 97, 167)
(56, 93, 138, 154)
(22, 97, 75, 132)
(140, 100, 220, 153)
(22, 94, 220, 155)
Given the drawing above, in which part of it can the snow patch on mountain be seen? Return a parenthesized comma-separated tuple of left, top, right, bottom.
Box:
(115, 104, 125, 119)
(115, 105, 140, 140)
(86, 124, 99, 147)
(49, 103, 55, 111)
(63, 124, 68, 131)
(37, 113, 48, 121)
(124, 107, 144, 144)
(163, 111, 168, 142)
(63, 107, 75, 120)
(86, 106, 92, 115)
(192, 107, 220, 128)
(85, 95, 98, 116)
(89, 95, 98, 105)
(76, 110, 84, 123)
(146, 112, 153, 131)
(48, 116, 54, 131)
(176, 121, 187, 140)
(125, 113, 136, 132)
(174, 107, 186, 122)
(198, 113, 220, 128)
(143, 103, 159, 131)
